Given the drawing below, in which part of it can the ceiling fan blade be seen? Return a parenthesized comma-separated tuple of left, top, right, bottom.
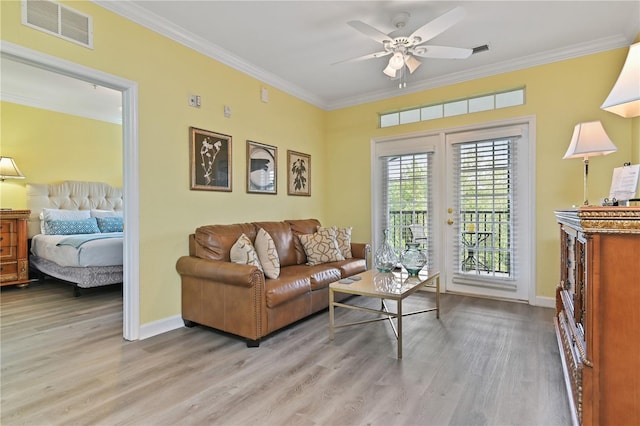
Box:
(347, 20, 392, 44)
(332, 50, 391, 65)
(409, 6, 466, 44)
(412, 45, 473, 59)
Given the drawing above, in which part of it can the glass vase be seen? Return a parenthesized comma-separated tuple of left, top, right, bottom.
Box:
(400, 242, 427, 276)
(375, 229, 398, 272)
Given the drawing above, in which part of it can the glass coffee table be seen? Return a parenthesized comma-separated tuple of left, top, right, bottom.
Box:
(329, 268, 440, 359)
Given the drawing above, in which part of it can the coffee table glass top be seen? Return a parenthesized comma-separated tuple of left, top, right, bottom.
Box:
(330, 269, 439, 299)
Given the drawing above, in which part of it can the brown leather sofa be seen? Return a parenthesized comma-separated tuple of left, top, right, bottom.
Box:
(176, 218, 370, 346)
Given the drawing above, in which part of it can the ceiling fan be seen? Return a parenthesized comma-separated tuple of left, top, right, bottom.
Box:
(337, 7, 472, 86)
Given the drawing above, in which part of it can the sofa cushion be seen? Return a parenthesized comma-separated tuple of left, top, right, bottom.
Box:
(265, 274, 310, 308)
(332, 258, 367, 278)
(230, 233, 263, 271)
(253, 221, 298, 267)
(299, 232, 345, 266)
(318, 226, 353, 259)
(255, 228, 280, 279)
(286, 219, 321, 264)
(284, 263, 341, 291)
(195, 223, 257, 261)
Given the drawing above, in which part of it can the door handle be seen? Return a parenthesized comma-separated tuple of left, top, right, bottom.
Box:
(447, 218, 454, 225)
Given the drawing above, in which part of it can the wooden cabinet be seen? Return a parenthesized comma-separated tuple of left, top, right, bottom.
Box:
(0, 209, 30, 286)
(554, 207, 640, 426)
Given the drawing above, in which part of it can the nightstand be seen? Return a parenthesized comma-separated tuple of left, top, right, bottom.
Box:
(0, 209, 31, 287)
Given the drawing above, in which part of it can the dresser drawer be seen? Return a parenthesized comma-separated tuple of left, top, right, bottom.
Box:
(558, 310, 583, 424)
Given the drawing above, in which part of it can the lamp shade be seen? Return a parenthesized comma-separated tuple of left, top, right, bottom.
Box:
(563, 121, 617, 159)
(601, 42, 640, 118)
(0, 157, 25, 180)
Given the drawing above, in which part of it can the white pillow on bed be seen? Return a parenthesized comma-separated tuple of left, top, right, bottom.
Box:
(39, 208, 91, 235)
(90, 209, 123, 218)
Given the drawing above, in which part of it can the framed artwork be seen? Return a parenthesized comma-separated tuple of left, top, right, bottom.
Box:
(190, 127, 232, 191)
(287, 150, 311, 196)
(247, 140, 277, 194)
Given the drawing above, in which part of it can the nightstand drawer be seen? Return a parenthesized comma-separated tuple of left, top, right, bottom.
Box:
(0, 220, 16, 233)
(0, 245, 17, 261)
(1, 231, 18, 248)
(0, 261, 18, 281)
(0, 210, 31, 286)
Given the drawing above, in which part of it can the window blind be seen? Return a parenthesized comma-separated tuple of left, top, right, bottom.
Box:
(451, 136, 519, 287)
(379, 152, 434, 267)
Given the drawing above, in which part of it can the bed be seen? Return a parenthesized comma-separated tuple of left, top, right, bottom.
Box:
(27, 181, 124, 295)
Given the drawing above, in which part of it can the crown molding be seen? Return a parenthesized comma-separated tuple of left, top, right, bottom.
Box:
(94, 1, 630, 111)
(94, 1, 327, 109)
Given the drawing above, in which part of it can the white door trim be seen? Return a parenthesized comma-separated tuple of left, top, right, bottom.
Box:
(1, 41, 141, 339)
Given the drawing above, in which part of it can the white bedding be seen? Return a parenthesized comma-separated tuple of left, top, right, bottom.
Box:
(31, 233, 123, 267)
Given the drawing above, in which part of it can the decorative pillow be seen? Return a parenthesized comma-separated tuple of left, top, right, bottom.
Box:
(96, 216, 124, 233)
(230, 233, 263, 271)
(90, 209, 124, 218)
(318, 226, 352, 259)
(254, 228, 280, 279)
(40, 208, 91, 234)
(46, 218, 100, 235)
(299, 232, 345, 266)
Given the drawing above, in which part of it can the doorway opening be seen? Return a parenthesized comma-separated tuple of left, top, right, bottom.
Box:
(1, 41, 140, 339)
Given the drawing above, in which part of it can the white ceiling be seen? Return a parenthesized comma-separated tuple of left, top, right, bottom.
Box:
(2, 1, 639, 121)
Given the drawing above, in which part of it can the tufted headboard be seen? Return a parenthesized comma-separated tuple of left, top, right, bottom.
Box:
(26, 181, 124, 238)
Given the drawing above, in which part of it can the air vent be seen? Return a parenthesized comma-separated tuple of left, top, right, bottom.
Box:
(22, 0, 93, 49)
(472, 44, 490, 55)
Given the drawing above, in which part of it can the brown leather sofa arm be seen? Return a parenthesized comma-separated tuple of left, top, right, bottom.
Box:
(350, 242, 372, 269)
(176, 256, 263, 288)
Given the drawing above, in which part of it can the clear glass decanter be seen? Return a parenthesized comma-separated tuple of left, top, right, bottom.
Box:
(375, 228, 398, 272)
(400, 242, 427, 276)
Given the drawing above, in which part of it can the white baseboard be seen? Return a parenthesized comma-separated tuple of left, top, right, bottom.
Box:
(534, 296, 555, 308)
(139, 314, 184, 340)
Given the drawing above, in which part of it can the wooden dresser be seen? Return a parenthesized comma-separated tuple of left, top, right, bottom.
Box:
(554, 207, 640, 426)
(0, 209, 30, 287)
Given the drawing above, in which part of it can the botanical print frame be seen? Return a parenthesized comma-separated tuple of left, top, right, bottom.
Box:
(287, 150, 311, 196)
(190, 127, 232, 192)
(246, 140, 277, 194)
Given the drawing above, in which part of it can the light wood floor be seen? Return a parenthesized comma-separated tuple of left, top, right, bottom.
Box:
(1, 280, 571, 426)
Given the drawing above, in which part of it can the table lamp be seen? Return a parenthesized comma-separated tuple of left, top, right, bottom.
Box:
(563, 121, 617, 206)
(0, 157, 25, 181)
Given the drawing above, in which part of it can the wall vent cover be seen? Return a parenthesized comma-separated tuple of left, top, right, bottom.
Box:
(21, 0, 93, 49)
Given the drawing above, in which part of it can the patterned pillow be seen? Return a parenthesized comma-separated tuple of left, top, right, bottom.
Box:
(299, 232, 345, 266)
(254, 228, 280, 279)
(46, 218, 100, 235)
(96, 217, 124, 233)
(230, 233, 263, 271)
(318, 226, 352, 259)
(40, 208, 91, 234)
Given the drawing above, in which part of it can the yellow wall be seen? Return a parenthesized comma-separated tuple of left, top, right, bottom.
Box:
(325, 50, 639, 299)
(1, 1, 638, 325)
(0, 102, 123, 207)
(1, 1, 327, 323)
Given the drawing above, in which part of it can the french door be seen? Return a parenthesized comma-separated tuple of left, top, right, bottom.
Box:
(372, 118, 534, 302)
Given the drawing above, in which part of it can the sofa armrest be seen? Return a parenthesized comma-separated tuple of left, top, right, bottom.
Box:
(350, 242, 372, 270)
(176, 256, 263, 288)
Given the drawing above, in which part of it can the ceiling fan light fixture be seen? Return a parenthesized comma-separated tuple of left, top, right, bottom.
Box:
(383, 64, 397, 78)
(405, 55, 421, 73)
(389, 52, 405, 70)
